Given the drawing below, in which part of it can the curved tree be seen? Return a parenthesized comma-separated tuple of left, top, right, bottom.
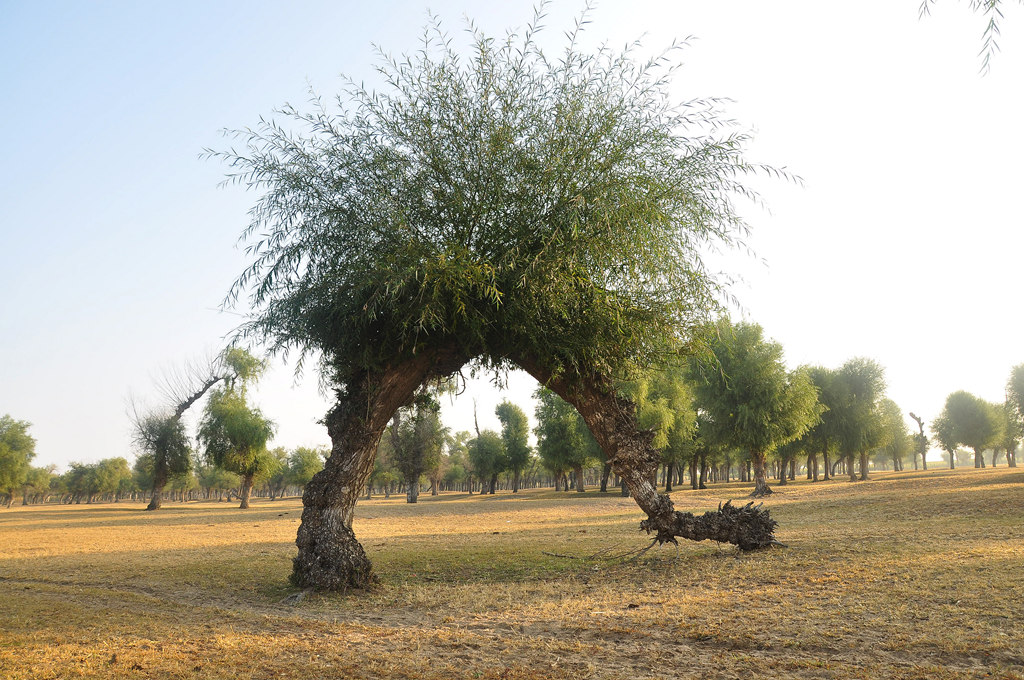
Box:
(216, 12, 778, 590)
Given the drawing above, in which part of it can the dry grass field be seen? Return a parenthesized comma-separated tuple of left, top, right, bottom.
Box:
(1, 467, 1022, 679)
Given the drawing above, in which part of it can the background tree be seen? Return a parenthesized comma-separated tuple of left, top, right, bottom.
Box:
(21, 466, 54, 505)
(197, 352, 276, 509)
(690, 320, 821, 497)
(908, 412, 929, 471)
(198, 463, 240, 501)
(0, 415, 36, 508)
(876, 399, 912, 472)
(1006, 364, 1024, 467)
(534, 388, 602, 492)
(130, 352, 234, 510)
(495, 400, 531, 493)
(623, 366, 697, 493)
(468, 430, 507, 494)
(932, 411, 958, 469)
(387, 393, 447, 503)
(264, 447, 290, 500)
(996, 402, 1019, 468)
(288, 446, 326, 491)
(95, 457, 133, 501)
(833, 358, 887, 482)
(934, 391, 1002, 469)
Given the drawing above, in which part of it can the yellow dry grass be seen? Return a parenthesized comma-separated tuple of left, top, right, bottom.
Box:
(1, 467, 1023, 679)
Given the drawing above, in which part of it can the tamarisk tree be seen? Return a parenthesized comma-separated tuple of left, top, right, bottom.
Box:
(690, 320, 821, 497)
(216, 9, 781, 591)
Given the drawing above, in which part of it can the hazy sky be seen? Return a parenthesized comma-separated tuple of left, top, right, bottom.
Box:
(2, 1, 1021, 470)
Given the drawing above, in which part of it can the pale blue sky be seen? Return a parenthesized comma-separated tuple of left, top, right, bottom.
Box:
(2, 1, 1022, 468)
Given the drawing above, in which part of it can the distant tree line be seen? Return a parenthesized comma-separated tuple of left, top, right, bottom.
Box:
(4, 333, 1021, 509)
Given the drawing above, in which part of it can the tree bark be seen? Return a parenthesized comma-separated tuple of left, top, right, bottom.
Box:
(405, 473, 419, 503)
(750, 451, 772, 496)
(859, 451, 869, 481)
(600, 463, 611, 492)
(513, 356, 778, 550)
(291, 346, 464, 591)
(574, 465, 585, 492)
(146, 467, 167, 511)
(239, 474, 254, 509)
(847, 454, 857, 481)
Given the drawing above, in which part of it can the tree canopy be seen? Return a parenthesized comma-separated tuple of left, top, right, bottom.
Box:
(217, 12, 759, 389)
(0, 415, 37, 507)
(690, 320, 821, 496)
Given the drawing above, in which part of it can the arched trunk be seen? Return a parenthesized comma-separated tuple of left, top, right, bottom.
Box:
(514, 356, 777, 550)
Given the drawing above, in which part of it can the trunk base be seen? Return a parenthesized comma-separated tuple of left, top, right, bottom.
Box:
(292, 521, 377, 591)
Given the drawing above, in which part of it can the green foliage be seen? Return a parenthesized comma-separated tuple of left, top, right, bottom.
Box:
(533, 388, 600, 475)
(386, 395, 448, 489)
(60, 458, 133, 500)
(133, 414, 193, 484)
(919, 0, 1024, 73)
(21, 466, 54, 499)
(875, 399, 912, 467)
(833, 358, 888, 457)
(197, 464, 240, 493)
(0, 415, 36, 501)
(690, 320, 821, 457)
(1007, 364, 1024, 423)
(198, 386, 276, 479)
(495, 400, 532, 475)
(468, 430, 507, 484)
(996, 401, 1021, 455)
(288, 446, 325, 488)
(935, 391, 1003, 455)
(216, 11, 762, 387)
(621, 364, 697, 466)
(222, 346, 268, 392)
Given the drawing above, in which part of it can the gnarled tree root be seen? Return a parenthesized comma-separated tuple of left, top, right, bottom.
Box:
(639, 501, 779, 551)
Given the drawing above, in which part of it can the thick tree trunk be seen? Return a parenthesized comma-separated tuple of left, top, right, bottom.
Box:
(600, 463, 611, 492)
(665, 461, 674, 493)
(147, 468, 167, 511)
(292, 347, 464, 591)
(859, 451, 869, 481)
(239, 474, 254, 509)
(848, 454, 857, 482)
(750, 451, 772, 497)
(514, 356, 778, 551)
(574, 465, 585, 493)
(406, 473, 419, 503)
(975, 447, 984, 468)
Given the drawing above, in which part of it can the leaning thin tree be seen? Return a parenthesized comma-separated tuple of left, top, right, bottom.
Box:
(214, 10, 781, 591)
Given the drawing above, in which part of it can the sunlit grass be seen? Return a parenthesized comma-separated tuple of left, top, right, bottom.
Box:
(1, 467, 1022, 678)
